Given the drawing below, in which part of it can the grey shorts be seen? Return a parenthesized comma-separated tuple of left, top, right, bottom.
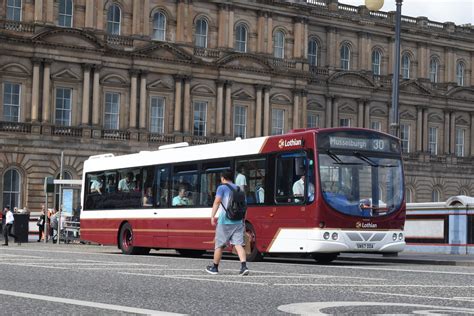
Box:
(215, 222, 245, 249)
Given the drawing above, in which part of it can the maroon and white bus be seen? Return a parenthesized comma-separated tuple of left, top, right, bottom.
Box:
(81, 128, 406, 262)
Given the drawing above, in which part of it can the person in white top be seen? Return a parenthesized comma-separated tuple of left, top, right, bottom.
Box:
(2, 206, 18, 246)
(292, 175, 315, 202)
(235, 166, 247, 193)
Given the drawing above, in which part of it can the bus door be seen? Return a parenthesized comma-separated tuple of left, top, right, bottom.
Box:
(149, 165, 170, 248)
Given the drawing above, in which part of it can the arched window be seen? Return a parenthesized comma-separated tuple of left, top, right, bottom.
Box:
(308, 38, 318, 66)
(340, 44, 350, 70)
(273, 30, 285, 59)
(459, 189, 469, 196)
(58, 0, 73, 27)
(371, 49, 382, 75)
(456, 61, 465, 86)
(152, 11, 166, 41)
(106, 4, 121, 35)
(6, 0, 22, 21)
(429, 57, 439, 83)
(235, 23, 248, 53)
(3, 169, 21, 209)
(195, 18, 208, 48)
(401, 53, 411, 79)
(432, 188, 441, 202)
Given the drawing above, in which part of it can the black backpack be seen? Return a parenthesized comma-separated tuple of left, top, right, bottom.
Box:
(221, 183, 247, 220)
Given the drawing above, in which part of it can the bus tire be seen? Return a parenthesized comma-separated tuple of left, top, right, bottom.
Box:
(245, 223, 262, 262)
(312, 253, 339, 264)
(176, 249, 205, 257)
(119, 222, 147, 255)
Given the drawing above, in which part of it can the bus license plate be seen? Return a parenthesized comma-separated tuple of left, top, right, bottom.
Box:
(356, 243, 374, 249)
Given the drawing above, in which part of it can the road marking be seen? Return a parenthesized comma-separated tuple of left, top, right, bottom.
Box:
(0, 289, 183, 315)
(278, 301, 474, 315)
(359, 291, 474, 302)
(275, 284, 474, 288)
(119, 272, 267, 286)
(0, 262, 70, 270)
(324, 265, 474, 276)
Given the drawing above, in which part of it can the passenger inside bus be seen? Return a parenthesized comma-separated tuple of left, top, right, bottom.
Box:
(90, 177, 104, 195)
(143, 187, 154, 206)
(172, 187, 189, 206)
(105, 175, 116, 193)
(118, 172, 134, 192)
(292, 175, 315, 202)
(255, 176, 265, 204)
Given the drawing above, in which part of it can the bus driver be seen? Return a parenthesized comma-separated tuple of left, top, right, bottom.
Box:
(293, 175, 315, 202)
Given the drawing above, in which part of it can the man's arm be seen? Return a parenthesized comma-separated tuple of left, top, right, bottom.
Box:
(210, 196, 222, 226)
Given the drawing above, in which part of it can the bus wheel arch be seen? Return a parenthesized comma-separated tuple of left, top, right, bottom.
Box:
(245, 221, 262, 262)
(118, 222, 150, 255)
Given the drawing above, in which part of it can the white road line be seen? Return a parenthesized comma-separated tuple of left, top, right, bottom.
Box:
(119, 272, 267, 286)
(324, 265, 474, 276)
(0, 262, 70, 270)
(359, 291, 474, 302)
(275, 284, 474, 288)
(0, 289, 183, 315)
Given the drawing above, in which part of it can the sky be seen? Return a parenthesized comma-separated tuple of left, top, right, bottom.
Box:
(339, 0, 473, 25)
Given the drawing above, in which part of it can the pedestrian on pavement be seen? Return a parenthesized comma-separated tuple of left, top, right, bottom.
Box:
(205, 171, 249, 276)
(37, 205, 46, 242)
(2, 205, 19, 246)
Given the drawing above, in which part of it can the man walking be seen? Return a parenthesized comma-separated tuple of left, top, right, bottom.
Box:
(206, 171, 249, 276)
(2, 206, 18, 246)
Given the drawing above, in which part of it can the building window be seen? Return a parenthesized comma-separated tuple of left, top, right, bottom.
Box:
(195, 18, 208, 48)
(428, 127, 438, 155)
(340, 44, 350, 70)
(235, 23, 247, 53)
(233, 105, 247, 138)
(372, 49, 381, 75)
(339, 118, 350, 127)
(150, 96, 165, 134)
(193, 101, 207, 136)
(401, 53, 410, 79)
(405, 188, 413, 203)
(273, 30, 285, 59)
(456, 61, 465, 86)
(400, 123, 410, 153)
(308, 39, 318, 66)
(455, 128, 465, 157)
(431, 188, 441, 202)
(307, 113, 319, 128)
(152, 11, 166, 41)
(106, 4, 121, 35)
(371, 121, 382, 131)
(58, 0, 73, 27)
(3, 82, 21, 122)
(3, 169, 21, 209)
(104, 92, 120, 130)
(6, 0, 22, 21)
(429, 57, 439, 83)
(55, 87, 72, 126)
(271, 109, 285, 135)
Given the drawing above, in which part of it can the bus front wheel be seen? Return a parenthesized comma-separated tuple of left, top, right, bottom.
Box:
(245, 223, 262, 262)
(119, 223, 150, 255)
(312, 253, 339, 264)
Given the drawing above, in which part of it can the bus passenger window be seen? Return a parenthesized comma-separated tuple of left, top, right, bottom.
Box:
(235, 157, 266, 205)
(172, 164, 198, 207)
(275, 152, 313, 204)
(142, 166, 155, 207)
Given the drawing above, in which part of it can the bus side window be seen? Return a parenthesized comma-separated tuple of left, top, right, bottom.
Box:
(156, 166, 170, 207)
(142, 167, 155, 207)
(235, 157, 266, 205)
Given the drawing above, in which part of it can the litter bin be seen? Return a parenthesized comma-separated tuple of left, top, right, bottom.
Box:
(13, 213, 30, 243)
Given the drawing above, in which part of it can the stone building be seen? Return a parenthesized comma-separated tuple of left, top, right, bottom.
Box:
(0, 0, 473, 211)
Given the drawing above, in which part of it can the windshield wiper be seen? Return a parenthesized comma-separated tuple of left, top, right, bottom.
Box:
(326, 150, 362, 166)
(353, 152, 378, 167)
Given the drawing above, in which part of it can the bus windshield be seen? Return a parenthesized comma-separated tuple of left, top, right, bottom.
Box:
(319, 151, 403, 217)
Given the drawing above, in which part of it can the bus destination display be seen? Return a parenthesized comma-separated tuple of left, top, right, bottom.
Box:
(328, 136, 390, 152)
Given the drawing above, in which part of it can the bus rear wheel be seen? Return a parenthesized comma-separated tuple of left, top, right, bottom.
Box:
(245, 223, 262, 262)
(119, 223, 150, 255)
(312, 253, 339, 264)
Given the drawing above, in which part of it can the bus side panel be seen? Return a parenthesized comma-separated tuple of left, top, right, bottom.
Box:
(80, 218, 121, 246)
(167, 218, 215, 250)
(132, 218, 168, 248)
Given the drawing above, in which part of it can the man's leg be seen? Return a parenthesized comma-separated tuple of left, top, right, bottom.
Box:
(234, 245, 247, 262)
(213, 246, 223, 265)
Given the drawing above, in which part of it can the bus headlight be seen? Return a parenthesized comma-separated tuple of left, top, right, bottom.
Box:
(323, 232, 330, 240)
(392, 233, 397, 241)
(331, 232, 339, 240)
(398, 233, 403, 240)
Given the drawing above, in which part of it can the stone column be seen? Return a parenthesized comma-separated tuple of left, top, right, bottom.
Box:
(417, 43, 427, 79)
(30, 59, 41, 122)
(263, 87, 270, 136)
(293, 18, 303, 59)
(470, 112, 474, 157)
(445, 48, 454, 82)
(357, 99, 364, 127)
(388, 38, 395, 74)
(41, 61, 52, 123)
(364, 102, 371, 129)
(184, 1, 193, 43)
(129, 71, 139, 129)
(450, 112, 456, 155)
(183, 77, 191, 134)
(173, 76, 182, 133)
(139, 72, 147, 130)
(143, 0, 150, 36)
(257, 11, 265, 53)
(422, 108, 429, 152)
(92, 66, 101, 126)
(332, 99, 339, 127)
(325, 95, 333, 128)
(255, 85, 263, 136)
(227, 6, 234, 49)
(266, 13, 273, 54)
(224, 81, 232, 136)
(34, 0, 43, 22)
(96, 0, 104, 31)
(301, 90, 308, 128)
(81, 64, 92, 125)
(292, 90, 300, 129)
(358, 32, 366, 70)
(132, 0, 140, 35)
(176, 0, 185, 42)
(326, 27, 336, 68)
(443, 111, 450, 154)
(416, 106, 423, 151)
(217, 4, 227, 48)
(45, 0, 53, 24)
(303, 19, 308, 59)
(85, 0, 94, 28)
(216, 80, 225, 135)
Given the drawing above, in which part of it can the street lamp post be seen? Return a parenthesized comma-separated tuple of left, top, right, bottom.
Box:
(365, 0, 403, 138)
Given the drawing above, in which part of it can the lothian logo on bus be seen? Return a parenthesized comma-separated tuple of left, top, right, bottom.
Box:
(278, 138, 303, 149)
(356, 221, 378, 229)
